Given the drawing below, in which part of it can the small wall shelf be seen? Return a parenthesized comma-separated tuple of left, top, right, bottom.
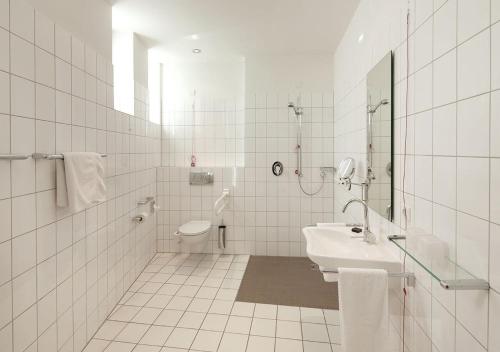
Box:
(388, 235, 490, 290)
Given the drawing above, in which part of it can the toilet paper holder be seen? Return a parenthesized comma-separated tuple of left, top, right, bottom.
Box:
(136, 196, 159, 216)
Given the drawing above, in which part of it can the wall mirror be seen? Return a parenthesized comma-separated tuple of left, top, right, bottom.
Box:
(366, 52, 393, 221)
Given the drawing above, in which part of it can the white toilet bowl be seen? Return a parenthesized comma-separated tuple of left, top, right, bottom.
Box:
(175, 220, 211, 253)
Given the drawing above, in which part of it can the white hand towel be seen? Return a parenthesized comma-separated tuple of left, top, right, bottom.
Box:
(56, 159, 69, 208)
(338, 267, 389, 352)
(56, 152, 106, 213)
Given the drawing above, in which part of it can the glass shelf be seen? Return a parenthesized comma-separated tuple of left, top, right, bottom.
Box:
(388, 236, 490, 290)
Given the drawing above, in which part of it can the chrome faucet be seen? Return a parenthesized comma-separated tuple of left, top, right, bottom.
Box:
(342, 198, 376, 243)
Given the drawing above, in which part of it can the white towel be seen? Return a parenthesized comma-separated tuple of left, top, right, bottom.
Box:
(56, 152, 106, 213)
(338, 267, 389, 352)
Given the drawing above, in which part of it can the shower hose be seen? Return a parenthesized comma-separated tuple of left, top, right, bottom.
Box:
(298, 171, 326, 196)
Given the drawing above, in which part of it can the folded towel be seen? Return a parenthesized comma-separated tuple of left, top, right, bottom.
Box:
(56, 152, 106, 213)
(338, 267, 389, 352)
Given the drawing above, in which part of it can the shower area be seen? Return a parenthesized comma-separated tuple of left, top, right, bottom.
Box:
(157, 56, 336, 256)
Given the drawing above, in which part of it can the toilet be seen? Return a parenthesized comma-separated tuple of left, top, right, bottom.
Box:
(174, 220, 212, 253)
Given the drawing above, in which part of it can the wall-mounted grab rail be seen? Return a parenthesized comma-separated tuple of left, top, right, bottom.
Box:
(214, 189, 230, 216)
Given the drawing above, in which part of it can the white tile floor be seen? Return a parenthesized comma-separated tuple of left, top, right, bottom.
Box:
(83, 253, 342, 352)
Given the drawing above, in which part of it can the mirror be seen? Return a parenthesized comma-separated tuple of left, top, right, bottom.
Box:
(366, 52, 393, 221)
(338, 157, 355, 180)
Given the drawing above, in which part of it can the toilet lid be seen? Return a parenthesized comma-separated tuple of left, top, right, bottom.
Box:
(178, 221, 211, 236)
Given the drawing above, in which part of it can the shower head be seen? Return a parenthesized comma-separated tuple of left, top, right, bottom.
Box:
(368, 99, 389, 113)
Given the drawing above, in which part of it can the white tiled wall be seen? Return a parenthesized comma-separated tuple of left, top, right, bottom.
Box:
(157, 92, 335, 255)
(334, 0, 500, 351)
(134, 81, 149, 121)
(161, 98, 245, 168)
(0, 1, 161, 351)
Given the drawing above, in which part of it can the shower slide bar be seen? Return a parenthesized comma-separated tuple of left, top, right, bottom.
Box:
(0, 153, 107, 160)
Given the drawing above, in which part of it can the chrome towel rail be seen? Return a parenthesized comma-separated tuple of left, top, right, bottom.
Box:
(0, 153, 107, 161)
(0, 154, 32, 160)
(32, 153, 107, 160)
(319, 268, 416, 287)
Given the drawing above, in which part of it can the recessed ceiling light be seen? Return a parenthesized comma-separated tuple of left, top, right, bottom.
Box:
(192, 48, 202, 54)
(190, 34, 199, 40)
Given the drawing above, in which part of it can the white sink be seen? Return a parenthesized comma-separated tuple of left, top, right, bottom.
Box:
(303, 225, 401, 279)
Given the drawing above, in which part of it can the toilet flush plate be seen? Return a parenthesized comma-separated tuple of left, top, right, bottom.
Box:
(189, 171, 214, 185)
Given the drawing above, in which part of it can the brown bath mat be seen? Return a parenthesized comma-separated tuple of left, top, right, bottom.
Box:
(236, 256, 339, 310)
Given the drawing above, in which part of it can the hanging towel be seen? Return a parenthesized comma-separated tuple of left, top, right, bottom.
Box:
(338, 267, 389, 352)
(56, 152, 106, 213)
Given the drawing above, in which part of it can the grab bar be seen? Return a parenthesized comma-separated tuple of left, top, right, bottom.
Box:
(214, 189, 230, 216)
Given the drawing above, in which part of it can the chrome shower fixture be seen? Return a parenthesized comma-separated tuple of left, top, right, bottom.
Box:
(366, 98, 390, 182)
(367, 99, 389, 113)
(288, 101, 326, 196)
(288, 102, 303, 118)
(288, 101, 304, 177)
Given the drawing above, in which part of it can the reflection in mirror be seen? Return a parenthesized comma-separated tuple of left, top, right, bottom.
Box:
(366, 52, 392, 221)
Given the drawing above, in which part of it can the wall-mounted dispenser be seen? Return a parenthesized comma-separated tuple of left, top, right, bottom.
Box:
(133, 196, 158, 223)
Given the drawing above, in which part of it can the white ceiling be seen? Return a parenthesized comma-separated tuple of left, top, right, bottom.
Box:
(111, 0, 360, 61)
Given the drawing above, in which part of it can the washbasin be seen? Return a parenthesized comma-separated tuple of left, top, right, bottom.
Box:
(302, 225, 401, 279)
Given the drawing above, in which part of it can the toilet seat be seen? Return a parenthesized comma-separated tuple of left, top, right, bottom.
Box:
(178, 220, 211, 236)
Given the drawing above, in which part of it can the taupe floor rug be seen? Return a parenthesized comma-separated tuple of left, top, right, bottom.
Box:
(236, 256, 339, 310)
